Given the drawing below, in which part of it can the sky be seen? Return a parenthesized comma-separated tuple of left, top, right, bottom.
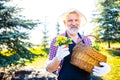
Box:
(12, 0, 97, 44)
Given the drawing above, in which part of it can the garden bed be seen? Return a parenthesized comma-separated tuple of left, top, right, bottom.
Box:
(0, 66, 57, 80)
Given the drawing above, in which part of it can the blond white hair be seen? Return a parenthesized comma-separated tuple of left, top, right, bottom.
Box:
(58, 8, 87, 27)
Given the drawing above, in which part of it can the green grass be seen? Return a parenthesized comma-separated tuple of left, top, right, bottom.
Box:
(96, 42, 120, 80)
(98, 50, 120, 80)
(26, 47, 48, 68)
(25, 56, 48, 68)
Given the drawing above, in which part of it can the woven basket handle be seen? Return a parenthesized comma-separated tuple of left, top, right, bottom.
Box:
(77, 35, 102, 45)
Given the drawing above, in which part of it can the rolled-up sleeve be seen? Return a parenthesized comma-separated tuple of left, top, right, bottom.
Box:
(84, 37, 92, 46)
(48, 38, 58, 60)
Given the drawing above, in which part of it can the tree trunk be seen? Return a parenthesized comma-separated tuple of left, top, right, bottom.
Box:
(108, 41, 111, 48)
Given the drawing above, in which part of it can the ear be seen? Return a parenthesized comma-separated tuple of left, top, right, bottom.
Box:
(63, 20, 66, 25)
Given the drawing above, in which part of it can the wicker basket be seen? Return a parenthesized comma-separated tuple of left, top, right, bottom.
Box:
(70, 35, 107, 73)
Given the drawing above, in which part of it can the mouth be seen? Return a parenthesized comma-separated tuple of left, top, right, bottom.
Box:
(70, 27, 78, 30)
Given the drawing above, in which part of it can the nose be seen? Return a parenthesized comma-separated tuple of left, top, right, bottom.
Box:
(71, 21, 76, 25)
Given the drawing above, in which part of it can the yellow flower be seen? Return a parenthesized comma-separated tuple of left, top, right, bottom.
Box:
(54, 36, 72, 46)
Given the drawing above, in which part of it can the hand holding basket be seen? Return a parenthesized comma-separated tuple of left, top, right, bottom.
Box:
(70, 35, 107, 73)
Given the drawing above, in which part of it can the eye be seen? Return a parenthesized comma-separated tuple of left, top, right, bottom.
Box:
(68, 19, 73, 22)
(75, 19, 79, 22)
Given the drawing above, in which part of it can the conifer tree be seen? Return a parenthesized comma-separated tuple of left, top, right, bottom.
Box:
(92, 0, 120, 48)
(0, 0, 39, 66)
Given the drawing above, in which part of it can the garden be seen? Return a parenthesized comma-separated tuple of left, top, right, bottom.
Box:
(0, 41, 120, 80)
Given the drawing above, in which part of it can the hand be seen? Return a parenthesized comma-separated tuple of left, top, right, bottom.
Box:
(92, 62, 111, 76)
(56, 45, 70, 61)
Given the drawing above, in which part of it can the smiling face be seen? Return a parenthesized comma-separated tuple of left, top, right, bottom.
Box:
(64, 12, 81, 35)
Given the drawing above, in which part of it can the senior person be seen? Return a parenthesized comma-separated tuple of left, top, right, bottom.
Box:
(46, 8, 111, 80)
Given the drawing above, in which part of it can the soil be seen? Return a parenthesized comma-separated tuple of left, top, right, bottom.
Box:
(0, 66, 57, 80)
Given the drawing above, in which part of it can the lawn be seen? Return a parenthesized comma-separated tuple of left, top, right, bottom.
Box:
(25, 56, 48, 68)
(100, 50, 120, 80)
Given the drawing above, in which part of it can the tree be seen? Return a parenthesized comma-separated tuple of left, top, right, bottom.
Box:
(56, 21, 60, 35)
(41, 17, 49, 51)
(91, 0, 120, 48)
(0, 0, 39, 66)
